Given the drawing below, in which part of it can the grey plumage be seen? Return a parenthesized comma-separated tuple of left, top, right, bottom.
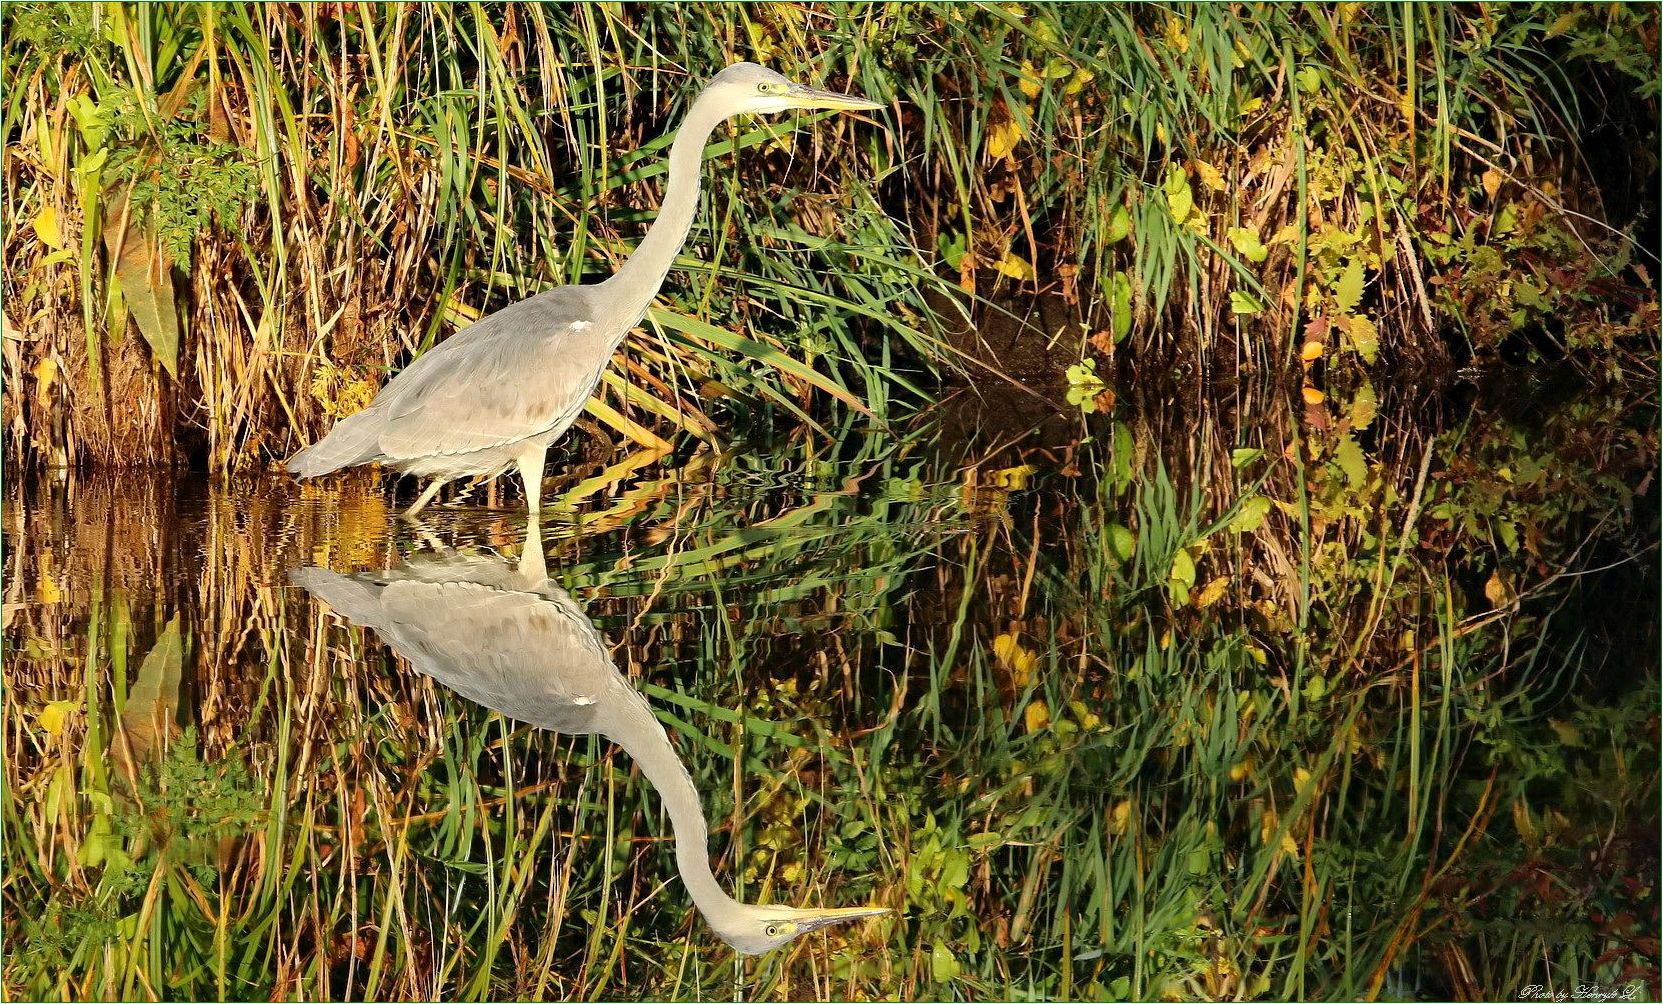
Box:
(286, 63, 882, 518)
(292, 536, 888, 955)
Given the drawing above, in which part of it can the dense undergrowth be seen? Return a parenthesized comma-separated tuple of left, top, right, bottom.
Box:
(2, 2, 1657, 472)
(2, 5, 1657, 1002)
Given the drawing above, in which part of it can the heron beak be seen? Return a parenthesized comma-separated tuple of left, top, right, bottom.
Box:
(788, 83, 884, 112)
(795, 905, 892, 935)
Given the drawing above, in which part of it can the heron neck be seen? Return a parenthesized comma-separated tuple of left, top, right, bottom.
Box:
(607, 703, 739, 919)
(602, 92, 730, 332)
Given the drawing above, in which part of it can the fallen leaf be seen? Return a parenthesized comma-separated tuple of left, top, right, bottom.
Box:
(1302, 386, 1326, 405)
(987, 116, 1024, 159)
(1300, 340, 1324, 363)
(1194, 576, 1229, 608)
(996, 251, 1035, 281)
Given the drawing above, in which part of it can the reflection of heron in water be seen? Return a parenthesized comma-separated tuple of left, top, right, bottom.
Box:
(291, 531, 887, 955)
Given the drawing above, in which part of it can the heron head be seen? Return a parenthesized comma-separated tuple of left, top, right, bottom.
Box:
(706, 61, 883, 116)
(708, 901, 890, 956)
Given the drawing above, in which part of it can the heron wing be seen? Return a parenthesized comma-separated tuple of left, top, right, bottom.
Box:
(377, 578, 616, 727)
(375, 288, 612, 461)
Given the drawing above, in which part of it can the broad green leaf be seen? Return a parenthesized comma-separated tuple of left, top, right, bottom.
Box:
(1107, 524, 1136, 562)
(1227, 226, 1268, 263)
(931, 941, 961, 982)
(1164, 166, 1193, 224)
(1110, 271, 1132, 340)
(1108, 204, 1132, 244)
(1230, 291, 1263, 315)
(1169, 547, 1197, 589)
(1335, 259, 1365, 314)
(1336, 435, 1367, 488)
(1230, 495, 1272, 533)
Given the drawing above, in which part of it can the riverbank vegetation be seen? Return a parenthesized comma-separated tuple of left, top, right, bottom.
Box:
(3, 4, 1658, 1002)
(3, 3, 1656, 469)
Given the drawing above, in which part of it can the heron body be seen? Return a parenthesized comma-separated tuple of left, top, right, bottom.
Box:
(287, 63, 881, 518)
(292, 537, 888, 954)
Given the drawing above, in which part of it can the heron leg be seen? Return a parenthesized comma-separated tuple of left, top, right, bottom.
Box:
(516, 445, 548, 519)
(403, 479, 447, 520)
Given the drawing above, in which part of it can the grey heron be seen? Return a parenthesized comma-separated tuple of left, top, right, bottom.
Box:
(290, 533, 889, 955)
(286, 62, 883, 518)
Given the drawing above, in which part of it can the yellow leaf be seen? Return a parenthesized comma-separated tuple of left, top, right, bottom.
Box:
(986, 117, 1024, 159)
(1294, 766, 1312, 789)
(991, 464, 1037, 490)
(1065, 66, 1095, 96)
(38, 700, 78, 736)
(1481, 168, 1503, 201)
(36, 571, 61, 604)
(994, 632, 1039, 686)
(1193, 576, 1229, 608)
(34, 355, 58, 396)
(1024, 699, 1050, 734)
(1302, 386, 1325, 405)
(1270, 222, 1301, 245)
(1280, 830, 1300, 858)
(1484, 570, 1516, 608)
(1193, 159, 1226, 192)
(996, 252, 1035, 281)
(1017, 60, 1042, 100)
(1109, 799, 1132, 836)
(1163, 16, 1190, 53)
(1300, 340, 1324, 363)
(34, 206, 64, 250)
(1229, 757, 1254, 781)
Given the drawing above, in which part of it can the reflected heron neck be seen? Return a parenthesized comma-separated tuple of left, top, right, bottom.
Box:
(604, 703, 740, 919)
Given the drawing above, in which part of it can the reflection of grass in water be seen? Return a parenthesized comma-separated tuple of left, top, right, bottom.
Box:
(2, 402, 1656, 1000)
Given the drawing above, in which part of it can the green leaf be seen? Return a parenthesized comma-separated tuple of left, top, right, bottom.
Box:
(1335, 435, 1367, 488)
(1230, 291, 1263, 315)
(1107, 524, 1136, 562)
(1230, 495, 1272, 533)
(1226, 226, 1268, 263)
(1169, 547, 1196, 590)
(1110, 271, 1133, 341)
(1335, 259, 1365, 314)
(1164, 166, 1193, 224)
(1231, 447, 1264, 468)
(105, 201, 180, 379)
(931, 941, 961, 982)
(1108, 203, 1132, 244)
(967, 831, 1004, 851)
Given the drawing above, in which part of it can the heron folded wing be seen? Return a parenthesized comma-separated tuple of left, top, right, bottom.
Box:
(375, 289, 608, 461)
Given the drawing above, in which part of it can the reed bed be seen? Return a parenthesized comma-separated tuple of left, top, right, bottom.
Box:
(3, 3, 1656, 475)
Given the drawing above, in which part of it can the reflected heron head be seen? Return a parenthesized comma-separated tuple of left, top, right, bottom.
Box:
(705, 61, 883, 116)
(711, 901, 890, 956)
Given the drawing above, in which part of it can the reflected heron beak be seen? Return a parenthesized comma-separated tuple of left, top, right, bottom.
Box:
(794, 905, 892, 934)
(788, 83, 884, 112)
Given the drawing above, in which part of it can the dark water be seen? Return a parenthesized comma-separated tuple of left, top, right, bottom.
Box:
(4, 386, 1657, 1001)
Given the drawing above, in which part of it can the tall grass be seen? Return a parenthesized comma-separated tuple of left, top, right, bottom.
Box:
(3, 3, 1655, 473)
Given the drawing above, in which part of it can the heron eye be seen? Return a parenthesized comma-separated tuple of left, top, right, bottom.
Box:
(764, 924, 781, 937)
